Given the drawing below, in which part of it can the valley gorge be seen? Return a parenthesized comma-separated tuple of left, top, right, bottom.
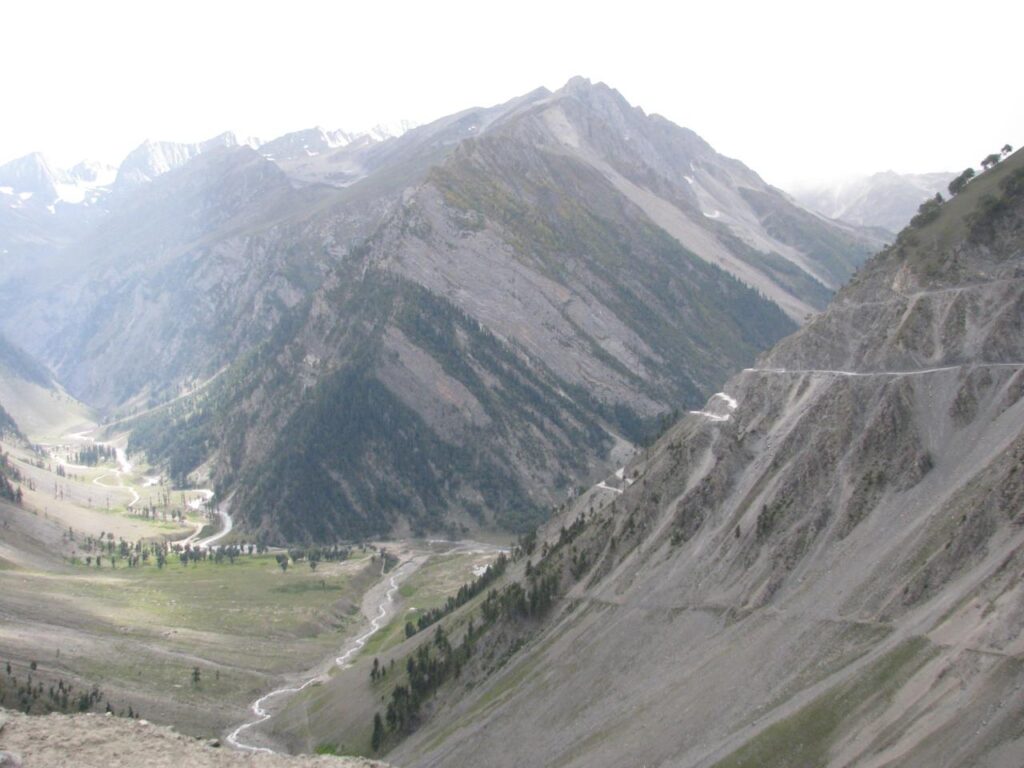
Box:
(0, 78, 881, 542)
(1, 69, 1021, 768)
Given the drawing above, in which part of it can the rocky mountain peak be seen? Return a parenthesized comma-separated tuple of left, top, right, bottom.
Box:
(549, 75, 645, 130)
(0, 152, 60, 202)
(114, 132, 246, 190)
(480, 79, 881, 319)
(258, 127, 346, 160)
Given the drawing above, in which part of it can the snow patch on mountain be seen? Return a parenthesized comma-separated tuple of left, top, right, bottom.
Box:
(54, 161, 118, 204)
(0, 153, 118, 207)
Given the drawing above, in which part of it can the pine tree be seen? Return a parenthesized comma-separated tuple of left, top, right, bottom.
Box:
(371, 712, 384, 751)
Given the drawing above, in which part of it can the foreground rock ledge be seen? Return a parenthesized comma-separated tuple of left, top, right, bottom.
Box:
(0, 710, 387, 768)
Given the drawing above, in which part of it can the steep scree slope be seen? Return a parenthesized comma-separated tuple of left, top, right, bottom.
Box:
(385, 152, 1024, 767)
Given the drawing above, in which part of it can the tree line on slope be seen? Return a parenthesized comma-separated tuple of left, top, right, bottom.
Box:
(0, 659, 137, 719)
(0, 450, 24, 504)
(906, 144, 1016, 232)
(366, 516, 595, 754)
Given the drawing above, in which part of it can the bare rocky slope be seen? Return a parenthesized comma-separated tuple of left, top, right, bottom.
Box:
(309, 150, 1024, 767)
(0, 78, 881, 541)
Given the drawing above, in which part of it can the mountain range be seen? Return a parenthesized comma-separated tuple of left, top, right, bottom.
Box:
(3, 70, 1023, 768)
(272, 146, 1024, 767)
(0, 78, 885, 541)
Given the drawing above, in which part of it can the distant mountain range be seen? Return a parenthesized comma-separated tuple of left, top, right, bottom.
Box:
(0, 78, 885, 541)
(793, 170, 956, 232)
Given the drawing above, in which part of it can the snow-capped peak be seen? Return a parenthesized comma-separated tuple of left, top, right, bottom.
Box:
(55, 160, 118, 204)
(0, 152, 119, 210)
(114, 132, 249, 189)
(364, 120, 417, 142)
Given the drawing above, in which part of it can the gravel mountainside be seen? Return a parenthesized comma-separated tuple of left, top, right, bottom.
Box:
(382, 153, 1024, 766)
(0, 709, 387, 768)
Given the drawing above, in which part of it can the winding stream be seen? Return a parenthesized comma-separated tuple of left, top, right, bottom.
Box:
(61, 426, 232, 546)
(226, 560, 410, 753)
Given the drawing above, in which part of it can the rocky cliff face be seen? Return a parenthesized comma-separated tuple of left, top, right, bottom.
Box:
(113, 132, 252, 190)
(383, 152, 1024, 766)
(151, 81, 830, 541)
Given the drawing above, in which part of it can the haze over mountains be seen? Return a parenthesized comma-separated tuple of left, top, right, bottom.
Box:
(0, 78, 892, 542)
(794, 170, 956, 233)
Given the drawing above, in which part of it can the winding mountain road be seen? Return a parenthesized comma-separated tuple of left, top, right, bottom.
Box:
(177, 491, 233, 549)
(689, 391, 739, 422)
(686, 364, 1024, 427)
(743, 362, 1024, 377)
(78, 440, 141, 510)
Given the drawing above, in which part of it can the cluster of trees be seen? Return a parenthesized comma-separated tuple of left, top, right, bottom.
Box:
(133, 505, 189, 522)
(0, 660, 126, 717)
(368, 656, 394, 683)
(292, 545, 352, 563)
(381, 548, 400, 573)
(0, 451, 23, 504)
(948, 145, 1015, 198)
(366, 496, 631, 754)
(479, 573, 560, 623)
(404, 553, 508, 638)
(513, 529, 538, 558)
(948, 168, 975, 197)
(180, 543, 248, 567)
(72, 531, 263, 569)
(982, 145, 1014, 170)
(371, 539, 574, 752)
(0, 404, 20, 439)
(78, 531, 141, 568)
(372, 564, 565, 751)
(967, 165, 1024, 243)
(72, 444, 116, 467)
(374, 623, 480, 749)
(78, 532, 174, 568)
(272, 546, 351, 572)
(127, 392, 221, 490)
(910, 193, 945, 228)
(912, 144, 1017, 234)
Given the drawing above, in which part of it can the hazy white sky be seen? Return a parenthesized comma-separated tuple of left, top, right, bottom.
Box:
(2, 0, 1021, 189)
